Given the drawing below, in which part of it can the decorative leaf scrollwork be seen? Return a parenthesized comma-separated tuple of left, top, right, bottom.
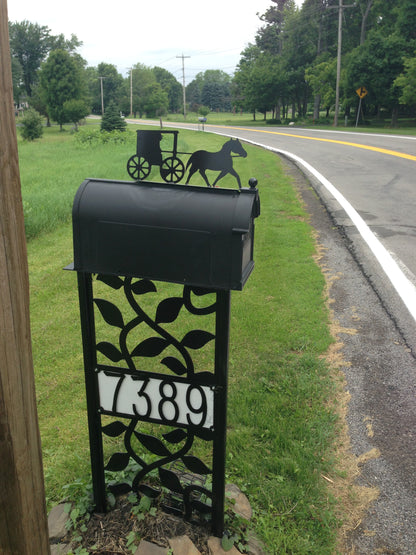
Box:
(93, 275, 218, 524)
(183, 286, 217, 316)
(131, 279, 157, 295)
(97, 274, 124, 290)
(181, 330, 215, 349)
(191, 287, 213, 297)
(183, 485, 213, 521)
(138, 484, 160, 499)
(182, 456, 212, 475)
(131, 337, 168, 358)
(95, 299, 125, 328)
(155, 297, 184, 324)
(96, 341, 123, 362)
(102, 421, 128, 437)
(159, 468, 184, 494)
(161, 356, 187, 375)
(194, 428, 215, 441)
(163, 428, 187, 444)
(134, 432, 171, 457)
(105, 452, 130, 472)
(108, 482, 133, 496)
(190, 499, 212, 514)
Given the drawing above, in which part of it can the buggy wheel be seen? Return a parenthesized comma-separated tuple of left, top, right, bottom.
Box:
(127, 155, 151, 181)
(160, 157, 185, 183)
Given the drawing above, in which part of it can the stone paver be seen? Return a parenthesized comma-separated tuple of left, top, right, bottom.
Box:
(169, 535, 201, 554)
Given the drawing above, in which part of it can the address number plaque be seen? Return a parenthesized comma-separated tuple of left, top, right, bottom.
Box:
(77, 272, 230, 536)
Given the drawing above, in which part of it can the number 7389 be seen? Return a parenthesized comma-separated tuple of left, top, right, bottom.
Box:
(97, 369, 214, 429)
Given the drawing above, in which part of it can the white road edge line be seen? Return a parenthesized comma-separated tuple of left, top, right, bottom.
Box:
(234, 135, 416, 325)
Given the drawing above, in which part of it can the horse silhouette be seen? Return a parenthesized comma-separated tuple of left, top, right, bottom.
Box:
(185, 138, 247, 189)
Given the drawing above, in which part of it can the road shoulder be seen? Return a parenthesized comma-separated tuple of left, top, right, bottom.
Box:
(282, 157, 416, 554)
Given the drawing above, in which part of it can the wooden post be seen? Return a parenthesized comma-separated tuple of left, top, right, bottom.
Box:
(0, 0, 50, 552)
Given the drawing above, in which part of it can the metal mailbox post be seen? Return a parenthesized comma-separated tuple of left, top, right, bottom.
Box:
(69, 178, 260, 536)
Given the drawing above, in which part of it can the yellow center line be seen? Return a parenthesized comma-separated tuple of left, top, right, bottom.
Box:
(211, 124, 416, 162)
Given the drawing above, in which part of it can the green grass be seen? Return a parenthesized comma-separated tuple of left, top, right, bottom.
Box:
(26, 125, 339, 553)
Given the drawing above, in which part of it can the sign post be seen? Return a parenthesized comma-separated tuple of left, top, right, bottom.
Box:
(355, 86, 368, 127)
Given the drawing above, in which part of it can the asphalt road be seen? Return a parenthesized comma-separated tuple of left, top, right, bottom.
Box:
(209, 124, 416, 554)
(130, 119, 416, 553)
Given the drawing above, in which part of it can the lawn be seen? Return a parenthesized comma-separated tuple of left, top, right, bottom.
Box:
(23, 123, 341, 553)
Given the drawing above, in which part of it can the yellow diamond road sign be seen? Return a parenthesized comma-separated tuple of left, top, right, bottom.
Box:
(356, 86, 368, 99)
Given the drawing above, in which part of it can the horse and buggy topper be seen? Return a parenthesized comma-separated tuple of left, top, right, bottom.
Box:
(126, 129, 248, 189)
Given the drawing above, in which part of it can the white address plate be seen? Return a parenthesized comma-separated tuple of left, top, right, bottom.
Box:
(97, 369, 214, 429)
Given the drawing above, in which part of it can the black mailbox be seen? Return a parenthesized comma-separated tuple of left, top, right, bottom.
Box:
(72, 178, 260, 290)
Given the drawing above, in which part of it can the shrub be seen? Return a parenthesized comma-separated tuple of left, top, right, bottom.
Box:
(198, 106, 210, 117)
(100, 102, 127, 132)
(73, 127, 101, 146)
(63, 99, 90, 131)
(20, 109, 43, 141)
(74, 127, 134, 147)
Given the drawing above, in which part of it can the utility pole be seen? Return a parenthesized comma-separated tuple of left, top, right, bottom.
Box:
(333, 0, 355, 126)
(98, 76, 107, 115)
(177, 53, 190, 119)
(0, 0, 50, 552)
(127, 68, 133, 116)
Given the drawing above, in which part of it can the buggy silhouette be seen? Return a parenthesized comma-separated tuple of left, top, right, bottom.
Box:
(127, 130, 186, 183)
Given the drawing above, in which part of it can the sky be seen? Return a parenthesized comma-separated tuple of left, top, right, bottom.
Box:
(7, 0, 303, 84)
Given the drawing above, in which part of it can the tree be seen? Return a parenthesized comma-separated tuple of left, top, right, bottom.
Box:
(394, 0, 416, 43)
(153, 66, 182, 112)
(187, 70, 232, 112)
(357, 0, 374, 45)
(232, 45, 262, 116)
(9, 20, 83, 100)
(186, 73, 204, 110)
(230, 0, 416, 120)
(100, 101, 127, 132)
(119, 63, 158, 117)
(48, 33, 82, 53)
(256, 0, 297, 55)
(9, 20, 50, 97)
(395, 54, 416, 107)
(305, 57, 337, 117)
(85, 63, 123, 115)
(29, 83, 50, 125)
(96, 63, 123, 112)
(39, 49, 84, 130)
(142, 82, 169, 117)
(63, 99, 90, 130)
(10, 56, 23, 104)
(346, 31, 407, 124)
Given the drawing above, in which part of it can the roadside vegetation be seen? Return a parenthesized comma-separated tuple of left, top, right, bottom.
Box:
(24, 124, 342, 552)
(152, 111, 416, 135)
(9, 2, 416, 134)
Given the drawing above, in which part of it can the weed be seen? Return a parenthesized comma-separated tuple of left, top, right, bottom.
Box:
(126, 530, 141, 553)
